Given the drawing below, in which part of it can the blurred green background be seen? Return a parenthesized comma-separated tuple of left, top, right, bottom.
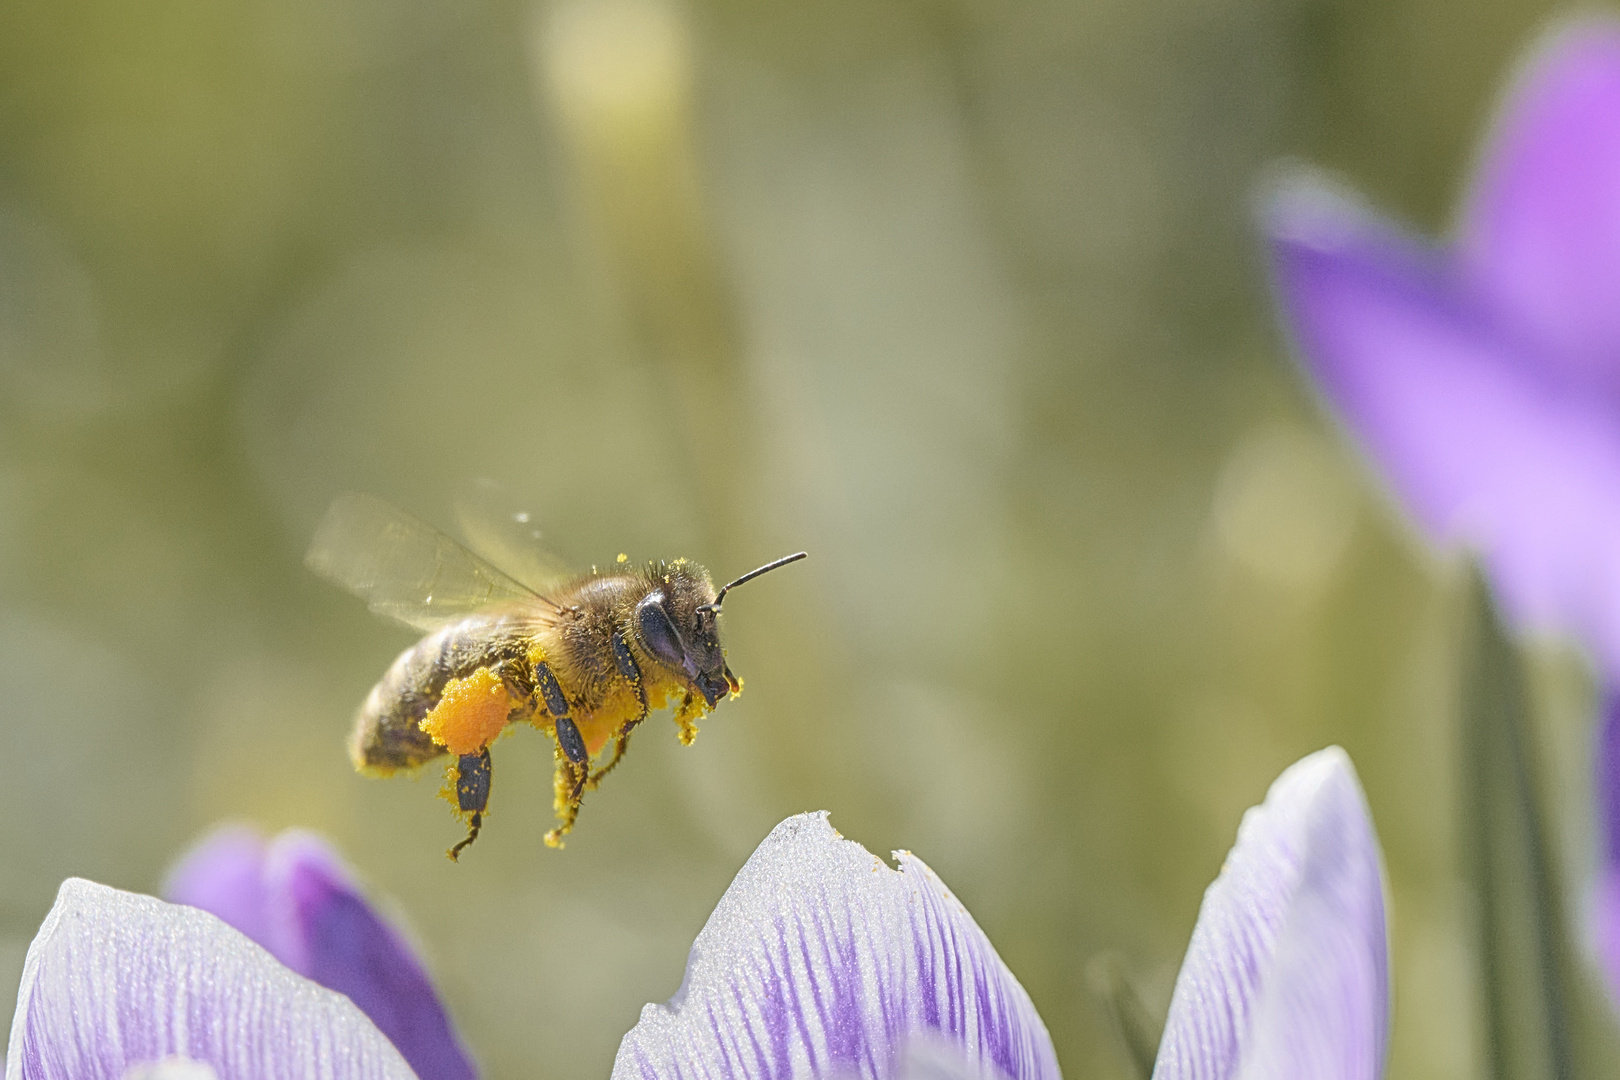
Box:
(0, 0, 1613, 1076)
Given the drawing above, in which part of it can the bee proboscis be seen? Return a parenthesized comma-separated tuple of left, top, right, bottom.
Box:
(306, 493, 806, 859)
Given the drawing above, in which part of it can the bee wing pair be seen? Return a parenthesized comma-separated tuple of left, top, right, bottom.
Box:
(306, 492, 567, 632)
(452, 477, 577, 596)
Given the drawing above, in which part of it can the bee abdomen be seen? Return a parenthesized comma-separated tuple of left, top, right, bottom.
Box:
(351, 614, 534, 773)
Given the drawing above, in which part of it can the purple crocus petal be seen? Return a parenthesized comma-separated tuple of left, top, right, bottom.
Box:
(1459, 21, 1620, 371)
(1152, 747, 1388, 1080)
(165, 827, 477, 1080)
(1266, 176, 1620, 678)
(1600, 699, 1620, 879)
(4, 878, 416, 1080)
(1594, 865, 1620, 1008)
(164, 826, 280, 960)
(1593, 699, 1620, 1003)
(612, 812, 1060, 1080)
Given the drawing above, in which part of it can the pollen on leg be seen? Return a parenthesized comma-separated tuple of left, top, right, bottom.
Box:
(673, 692, 707, 747)
(550, 748, 573, 817)
(438, 757, 465, 814)
(420, 667, 513, 756)
(544, 748, 580, 849)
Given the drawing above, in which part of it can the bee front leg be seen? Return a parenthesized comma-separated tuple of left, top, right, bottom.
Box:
(588, 631, 649, 790)
(448, 749, 492, 862)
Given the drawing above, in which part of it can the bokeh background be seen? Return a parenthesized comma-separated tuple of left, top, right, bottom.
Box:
(1, 0, 1615, 1076)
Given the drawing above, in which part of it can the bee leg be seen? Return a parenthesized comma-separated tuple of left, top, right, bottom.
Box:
(545, 716, 590, 847)
(586, 731, 632, 790)
(673, 690, 703, 746)
(535, 658, 592, 847)
(535, 659, 588, 800)
(589, 631, 650, 789)
(492, 655, 537, 718)
(555, 715, 589, 797)
(448, 749, 492, 862)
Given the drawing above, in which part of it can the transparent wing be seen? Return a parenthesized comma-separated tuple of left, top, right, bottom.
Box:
(454, 478, 576, 594)
(306, 493, 563, 632)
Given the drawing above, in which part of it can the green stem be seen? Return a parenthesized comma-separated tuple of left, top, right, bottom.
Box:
(1461, 569, 1576, 1080)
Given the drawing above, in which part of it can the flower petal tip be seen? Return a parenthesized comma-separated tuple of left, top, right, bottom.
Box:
(1256, 166, 1382, 252)
(1267, 744, 1356, 808)
(1258, 170, 1440, 295)
(1154, 747, 1389, 1080)
(614, 812, 1060, 1080)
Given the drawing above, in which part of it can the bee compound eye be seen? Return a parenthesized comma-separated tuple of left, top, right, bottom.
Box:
(636, 595, 687, 670)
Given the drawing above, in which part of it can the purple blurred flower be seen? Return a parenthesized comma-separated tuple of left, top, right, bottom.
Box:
(1151, 746, 1389, 1080)
(1262, 20, 1620, 999)
(6, 826, 476, 1080)
(164, 827, 477, 1080)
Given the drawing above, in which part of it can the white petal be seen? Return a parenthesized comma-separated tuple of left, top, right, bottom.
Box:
(6, 878, 418, 1080)
(1152, 748, 1389, 1080)
(120, 1059, 219, 1080)
(894, 1033, 1014, 1080)
(613, 813, 1060, 1080)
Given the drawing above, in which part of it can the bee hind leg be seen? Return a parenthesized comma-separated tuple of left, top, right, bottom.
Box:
(447, 749, 492, 862)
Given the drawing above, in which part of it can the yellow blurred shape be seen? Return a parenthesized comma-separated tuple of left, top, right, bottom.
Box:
(1212, 421, 1358, 592)
(538, 0, 693, 137)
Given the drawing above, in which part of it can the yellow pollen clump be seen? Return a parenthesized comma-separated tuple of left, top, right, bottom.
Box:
(673, 693, 706, 746)
(420, 667, 512, 756)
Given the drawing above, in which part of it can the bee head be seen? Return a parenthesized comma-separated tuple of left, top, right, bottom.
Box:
(634, 553, 806, 707)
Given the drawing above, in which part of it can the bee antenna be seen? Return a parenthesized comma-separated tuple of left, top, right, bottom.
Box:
(701, 551, 808, 612)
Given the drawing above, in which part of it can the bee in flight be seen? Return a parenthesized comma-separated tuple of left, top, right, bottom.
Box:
(306, 493, 806, 859)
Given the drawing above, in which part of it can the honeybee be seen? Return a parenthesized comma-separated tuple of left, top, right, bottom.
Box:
(306, 493, 805, 859)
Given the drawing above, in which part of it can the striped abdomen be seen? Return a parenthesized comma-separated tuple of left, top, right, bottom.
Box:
(351, 610, 542, 773)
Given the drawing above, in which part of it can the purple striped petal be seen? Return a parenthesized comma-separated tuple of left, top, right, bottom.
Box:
(1152, 747, 1389, 1080)
(4, 878, 415, 1080)
(1265, 176, 1620, 680)
(1459, 20, 1620, 371)
(612, 812, 1060, 1080)
(165, 827, 476, 1080)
